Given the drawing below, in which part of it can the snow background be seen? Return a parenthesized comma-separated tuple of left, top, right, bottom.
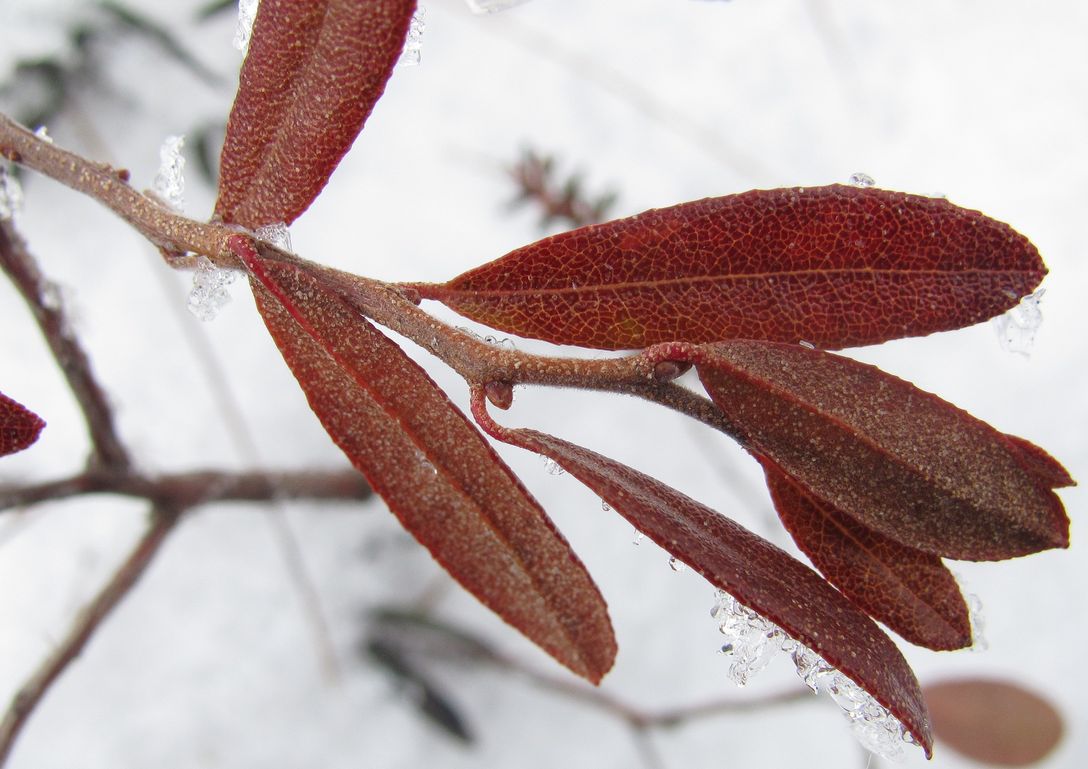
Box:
(1, 0, 1086, 767)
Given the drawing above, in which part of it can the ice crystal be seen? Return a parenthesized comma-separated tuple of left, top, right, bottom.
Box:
(255, 222, 292, 252)
(0, 163, 23, 220)
(993, 289, 1044, 356)
(399, 7, 426, 66)
(708, 589, 920, 760)
(848, 171, 875, 188)
(234, 0, 259, 53)
(187, 257, 237, 321)
(153, 135, 186, 211)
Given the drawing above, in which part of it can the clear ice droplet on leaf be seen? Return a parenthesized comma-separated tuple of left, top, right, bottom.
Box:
(668, 556, 687, 573)
(541, 456, 566, 476)
(399, 7, 426, 66)
(153, 135, 186, 211)
(187, 257, 237, 321)
(234, 0, 259, 53)
(848, 171, 875, 188)
(993, 289, 1044, 356)
(708, 590, 919, 760)
(465, 0, 532, 14)
(0, 164, 23, 220)
(632, 529, 645, 545)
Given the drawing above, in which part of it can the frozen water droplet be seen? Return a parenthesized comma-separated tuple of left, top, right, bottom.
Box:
(993, 289, 1044, 356)
(799, 340, 816, 350)
(632, 529, 644, 546)
(600, 499, 611, 512)
(465, 0, 532, 13)
(541, 456, 565, 476)
(668, 556, 686, 573)
(234, 0, 259, 53)
(849, 172, 875, 188)
(0, 163, 23, 220)
(483, 334, 517, 351)
(34, 126, 53, 144)
(791, 644, 830, 693)
(153, 135, 186, 211)
(414, 449, 438, 476)
(399, 7, 426, 66)
(187, 257, 237, 321)
(709, 590, 784, 686)
(255, 222, 292, 252)
(967, 592, 988, 651)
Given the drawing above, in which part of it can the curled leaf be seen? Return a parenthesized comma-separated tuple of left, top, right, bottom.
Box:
(236, 237, 615, 683)
(471, 398, 932, 757)
(421, 185, 1045, 350)
(762, 461, 971, 651)
(1, 390, 45, 457)
(216, 0, 418, 227)
(696, 340, 1071, 561)
(925, 678, 1063, 766)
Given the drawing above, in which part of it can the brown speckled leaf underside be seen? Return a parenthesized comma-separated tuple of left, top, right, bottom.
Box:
(475, 416, 932, 756)
(761, 462, 971, 651)
(696, 341, 1071, 561)
(235, 237, 615, 683)
(216, 0, 417, 228)
(0, 390, 45, 457)
(423, 185, 1044, 350)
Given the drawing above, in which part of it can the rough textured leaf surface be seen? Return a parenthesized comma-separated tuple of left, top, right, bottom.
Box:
(925, 679, 1063, 766)
(696, 341, 1070, 561)
(216, 0, 417, 228)
(423, 185, 1045, 350)
(474, 411, 932, 756)
(762, 462, 971, 651)
(1, 391, 45, 457)
(236, 237, 615, 683)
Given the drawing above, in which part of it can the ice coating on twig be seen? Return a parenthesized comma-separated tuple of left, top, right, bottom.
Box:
(153, 135, 186, 211)
(464, 0, 532, 14)
(399, 7, 426, 66)
(993, 289, 1044, 356)
(234, 0, 259, 53)
(709, 590, 920, 760)
(187, 256, 236, 321)
(0, 163, 23, 220)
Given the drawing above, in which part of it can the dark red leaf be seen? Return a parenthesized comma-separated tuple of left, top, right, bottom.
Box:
(696, 340, 1070, 561)
(1, 390, 45, 457)
(420, 185, 1044, 350)
(761, 461, 971, 651)
(215, 0, 417, 228)
(235, 237, 616, 683)
(925, 678, 1063, 766)
(469, 398, 932, 757)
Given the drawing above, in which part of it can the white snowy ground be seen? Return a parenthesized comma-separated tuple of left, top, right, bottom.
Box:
(1, 1, 1086, 767)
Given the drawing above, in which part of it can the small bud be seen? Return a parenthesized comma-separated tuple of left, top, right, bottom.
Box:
(484, 380, 514, 410)
(653, 360, 691, 382)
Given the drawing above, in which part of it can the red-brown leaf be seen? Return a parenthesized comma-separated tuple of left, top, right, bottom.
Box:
(420, 185, 1044, 350)
(470, 402, 932, 756)
(761, 461, 971, 651)
(925, 679, 1063, 766)
(215, 0, 417, 228)
(1, 390, 45, 457)
(235, 237, 616, 683)
(696, 341, 1071, 561)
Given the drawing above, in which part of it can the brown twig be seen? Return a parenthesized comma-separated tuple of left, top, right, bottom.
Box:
(0, 504, 181, 765)
(1, 220, 129, 470)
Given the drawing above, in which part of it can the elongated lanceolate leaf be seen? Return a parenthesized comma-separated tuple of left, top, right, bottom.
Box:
(762, 462, 970, 651)
(216, 0, 417, 228)
(235, 237, 615, 683)
(421, 185, 1044, 350)
(1, 390, 45, 457)
(925, 679, 1063, 766)
(696, 341, 1071, 561)
(476, 418, 932, 756)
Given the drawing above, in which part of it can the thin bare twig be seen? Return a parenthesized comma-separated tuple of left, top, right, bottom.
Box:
(0, 504, 181, 765)
(0, 467, 372, 512)
(1, 219, 129, 470)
